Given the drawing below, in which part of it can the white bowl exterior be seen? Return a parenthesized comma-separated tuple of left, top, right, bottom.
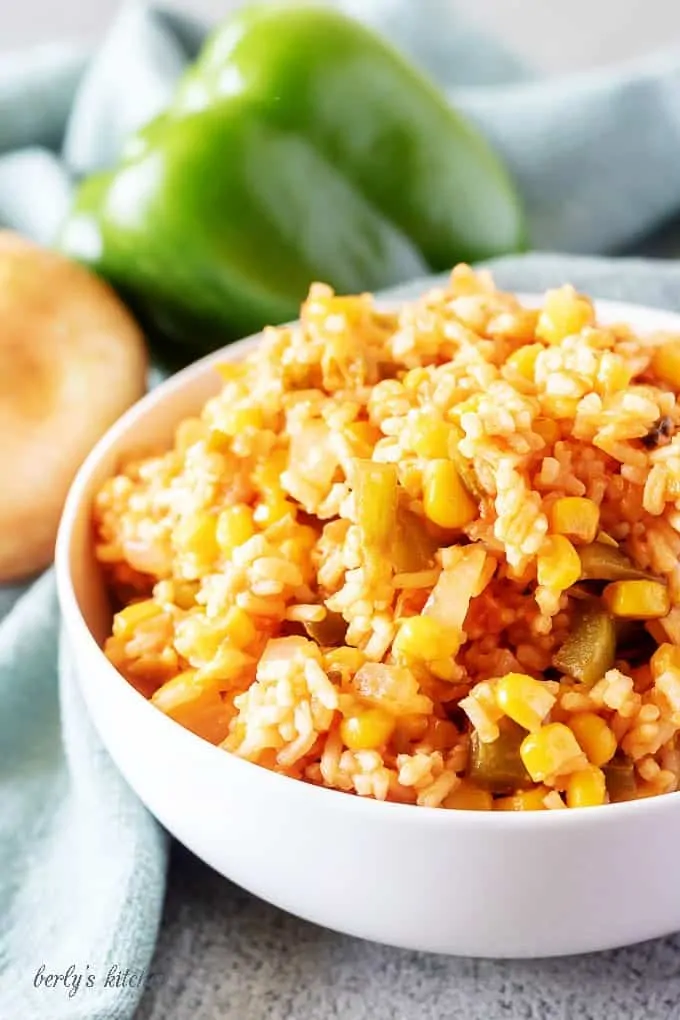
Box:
(57, 296, 680, 958)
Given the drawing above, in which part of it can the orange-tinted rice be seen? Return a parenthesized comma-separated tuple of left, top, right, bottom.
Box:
(94, 266, 680, 809)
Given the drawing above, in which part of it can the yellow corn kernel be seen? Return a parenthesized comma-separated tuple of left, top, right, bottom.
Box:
(596, 530, 618, 548)
(540, 395, 581, 420)
(216, 504, 256, 553)
(174, 614, 227, 666)
(494, 786, 549, 811)
(652, 340, 680, 390)
(210, 428, 238, 453)
(174, 511, 218, 560)
(429, 658, 458, 681)
(565, 765, 606, 808)
(423, 459, 477, 530)
(520, 723, 586, 782)
(651, 642, 680, 680)
(602, 580, 670, 620)
(345, 420, 381, 452)
(495, 672, 556, 732)
(279, 538, 313, 570)
(549, 497, 600, 545)
(224, 605, 257, 649)
(393, 615, 460, 661)
(151, 668, 198, 709)
(505, 343, 543, 381)
(172, 580, 200, 610)
(536, 285, 595, 345)
(201, 644, 255, 682)
(175, 417, 208, 454)
(219, 405, 264, 436)
(533, 416, 561, 446)
(324, 647, 367, 675)
(444, 781, 493, 811)
(568, 712, 617, 767)
(151, 669, 233, 744)
(410, 418, 452, 459)
(341, 707, 395, 750)
(403, 367, 430, 392)
(254, 495, 296, 526)
(597, 352, 632, 395)
(253, 449, 288, 493)
(112, 599, 162, 640)
(292, 524, 319, 551)
(537, 535, 582, 590)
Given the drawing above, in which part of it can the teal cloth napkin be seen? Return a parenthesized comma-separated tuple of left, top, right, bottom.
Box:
(6, 0, 680, 254)
(5, 4, 680, 1020)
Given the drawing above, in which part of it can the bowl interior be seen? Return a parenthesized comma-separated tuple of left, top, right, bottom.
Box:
(63, 336, 258, 645)
(60, 293, 680, 711)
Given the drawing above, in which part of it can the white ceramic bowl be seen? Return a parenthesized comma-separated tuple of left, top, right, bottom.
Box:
(56, 296, 680, 959)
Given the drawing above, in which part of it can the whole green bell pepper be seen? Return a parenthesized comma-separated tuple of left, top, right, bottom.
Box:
(60, 3, 526, 356)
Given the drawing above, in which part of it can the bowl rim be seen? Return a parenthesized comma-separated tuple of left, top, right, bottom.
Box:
(56, 291, 680, 829)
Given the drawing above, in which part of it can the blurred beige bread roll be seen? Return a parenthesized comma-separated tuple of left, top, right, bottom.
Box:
(0, 231, 147, 582)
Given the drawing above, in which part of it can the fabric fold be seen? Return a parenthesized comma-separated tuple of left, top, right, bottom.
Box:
(0, 573, 168, 1020)
(454, 48, 680, 253)
(4, 4, 680, 1019)
(3, 1, 680, 254)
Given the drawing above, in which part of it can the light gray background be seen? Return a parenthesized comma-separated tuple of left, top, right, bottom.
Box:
(3, 0, 680, 72)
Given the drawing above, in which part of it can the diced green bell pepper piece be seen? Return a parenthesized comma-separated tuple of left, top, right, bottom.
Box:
(467, 718, 534, 794)
(552, 601, 616, 685)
